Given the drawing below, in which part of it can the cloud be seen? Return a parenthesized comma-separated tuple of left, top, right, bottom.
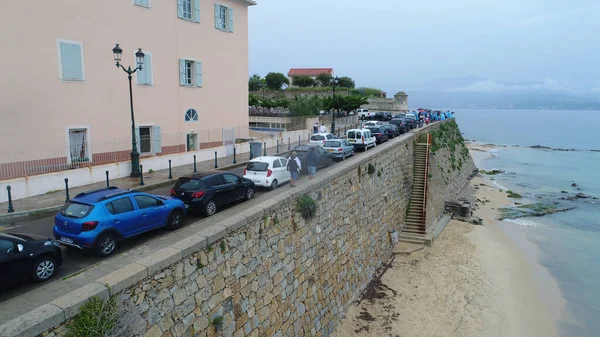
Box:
(448, 78, 564, 93)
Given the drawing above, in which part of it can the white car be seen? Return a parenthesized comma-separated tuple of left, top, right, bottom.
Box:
(309, 133, 336, 146)
(243, 156, 291, 190)
(363, 121, 384, 128)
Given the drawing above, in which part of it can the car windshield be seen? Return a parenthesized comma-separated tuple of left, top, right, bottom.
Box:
(367, 128, 381, 133)
(246, 162, 269, 172)
(324, 141, 341, 147)
(60, 201, 93, 219)
(311, 135, 325, 141)
(174, 177, 206, 190)
(347, 131, 357, 138)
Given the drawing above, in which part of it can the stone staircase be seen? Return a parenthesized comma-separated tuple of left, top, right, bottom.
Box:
(400, 141, 430, 245)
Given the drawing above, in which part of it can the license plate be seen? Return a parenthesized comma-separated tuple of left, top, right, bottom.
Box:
(253, 180, 261, 184)
(327, 149, 334, 152)
(61, 237, 73, 244)
(349, 140, 355, 143)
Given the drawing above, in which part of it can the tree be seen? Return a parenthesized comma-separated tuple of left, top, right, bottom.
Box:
(288, 96, 322, 116)
(248, 74, 265, 91)
(265, 72, 290, 90)
(249, 94, 260, 106)
(337, 76, 355, 89)
(291, 75, 316, 87)
(339, 95, 369, 112)
(316, 73, 334, 87)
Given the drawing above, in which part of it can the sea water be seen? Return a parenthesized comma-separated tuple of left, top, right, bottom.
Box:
(454, 109, 600, 337)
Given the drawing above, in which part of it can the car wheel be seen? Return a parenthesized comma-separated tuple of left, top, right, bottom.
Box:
(245, 187, 255, 200)
(167, 209, 184, 230)
(32, 256, 56, 282)
(95, 233, 118, 257)
(204, 200, 217, 217)
(270, 179, 278, 190)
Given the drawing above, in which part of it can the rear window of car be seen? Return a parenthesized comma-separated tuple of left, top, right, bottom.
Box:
(246, 161, 269, 172)
(347, 131, 357, 139)
(311, 135, 325, 141)
(367, 127, 381, 133)
(174, 178, 206, 190)
(324, 141, 341, 147)
(60, 201, 93, 219)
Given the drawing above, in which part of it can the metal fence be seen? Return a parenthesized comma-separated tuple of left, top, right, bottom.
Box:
(0, 126, 250, 180)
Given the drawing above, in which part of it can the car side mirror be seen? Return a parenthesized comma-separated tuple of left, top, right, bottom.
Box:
(17, 244, 24, 252)
(156, 200, 164, 206)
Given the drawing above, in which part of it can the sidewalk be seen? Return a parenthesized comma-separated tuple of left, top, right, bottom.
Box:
(0, 142, 296, 223)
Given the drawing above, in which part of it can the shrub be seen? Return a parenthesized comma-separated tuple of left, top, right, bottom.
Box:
(219, 241, 226, 253)
(296, 195, 317, 220)
(265, 72, 289, 90)
(66, 296, 118, 337)
(368, 163, 376, 176)
(209, 315, 224, 332)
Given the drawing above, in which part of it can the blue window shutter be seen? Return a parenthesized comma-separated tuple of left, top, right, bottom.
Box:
(177, 0, 184, 18)
(145, 54, 152, 84)
(135, 127, 140, 153)
(214, 4, 220, 29)
(134, 0, 150, 7)
(195, 62, 203, 87)
(194, 0, 201, 22)
(153, 126, 162, 154)
(137, 56, 147, 85)
(228, 7, 234, 32)
(60, 42, 83, 80)
(179, 59, 186, 86)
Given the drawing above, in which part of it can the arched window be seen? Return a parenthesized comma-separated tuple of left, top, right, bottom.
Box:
(185, 109, 198, 122)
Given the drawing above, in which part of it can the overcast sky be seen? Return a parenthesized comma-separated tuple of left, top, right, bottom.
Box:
(248, 0, 600, 95)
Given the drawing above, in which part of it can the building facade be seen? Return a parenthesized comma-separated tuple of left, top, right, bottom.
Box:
(0, 0, 255, 179)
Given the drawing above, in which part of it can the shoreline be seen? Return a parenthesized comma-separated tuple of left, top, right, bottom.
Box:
(332, 147, 565, 337)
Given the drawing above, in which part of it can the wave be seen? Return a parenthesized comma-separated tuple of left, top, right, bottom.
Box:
(503, 218, 541, 227)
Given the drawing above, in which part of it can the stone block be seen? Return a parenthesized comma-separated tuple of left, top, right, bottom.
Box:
(137, 247, 183, 276)
(237, 205, 264, 224)
(170, 234, 207, 258)
(196, 224, 228, 245)
(0, 304, 65, 337)
(50, 282, 109, 319)
(95, 263, 147, 296)
(220, 214, 248, 234)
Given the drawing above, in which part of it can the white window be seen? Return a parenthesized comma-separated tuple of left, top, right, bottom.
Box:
(133, 0, 151, 8)
(214, 4, 234, 32)
(186, 133, 198, 151)
(67, 128, 90, 163)
(136, 52, 153, 85)
(139, 127, 152, 153)
(178, 0, 200, 22)
(57, 39, 85, 81)
(185, 109, 198, 122)
(135, 125, 162, 154)
(179, 59, 203, 87)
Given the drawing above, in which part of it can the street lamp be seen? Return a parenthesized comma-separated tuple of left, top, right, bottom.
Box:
(112, 44, 145, 177)
(330, 76, 339, 134)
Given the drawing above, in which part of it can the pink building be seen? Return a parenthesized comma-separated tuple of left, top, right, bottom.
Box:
(0, 0, 256, 180)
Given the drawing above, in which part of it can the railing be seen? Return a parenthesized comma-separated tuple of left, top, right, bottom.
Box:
(421, 133, 432, 226)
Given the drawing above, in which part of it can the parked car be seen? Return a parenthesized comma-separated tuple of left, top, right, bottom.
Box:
(293, 145, 334, 173)
(356, 109, 371, 120)
(404, 114, 417, 129)
(322, 139, 355, 160)
(363, 121, 385, 128)
(309, 133, 336, 146)
(346, 128, 376, 151)
(380, 124, 400, 138)
(54, 187, 186, 257)
(366, 127, 389, 144)
(243, 156, 290, 190)
(171, 172, 255, 217)
(389, 118, 410, 133)
(0, 233, 63, 287)
(372, 112, 393, 121)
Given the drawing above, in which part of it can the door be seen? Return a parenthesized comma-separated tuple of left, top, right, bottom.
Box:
(271, 159, 283, 183)
(222, 173, 245, 200)
(316, 147, 330, 168)
(222, 128, 235, 156)
(105, 197, 140, 237)
(0, 239, 30, 286)
(207, 175, 229, 205)
(278, 159, 291, 183)
(133, 195, 167, 229)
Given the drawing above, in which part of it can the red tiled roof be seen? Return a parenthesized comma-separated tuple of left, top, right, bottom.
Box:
(287, 68, 333, 76)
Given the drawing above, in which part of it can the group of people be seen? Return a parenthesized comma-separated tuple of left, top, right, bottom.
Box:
(285, 147, 318, 187)
(411, 109, 454, 128)
(313, 123, 327, 134)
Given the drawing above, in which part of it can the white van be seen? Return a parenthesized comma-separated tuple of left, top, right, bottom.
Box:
(346, 128, 376, 151)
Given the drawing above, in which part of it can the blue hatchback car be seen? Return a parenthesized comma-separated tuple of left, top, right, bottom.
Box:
(53, 187, 186, 257)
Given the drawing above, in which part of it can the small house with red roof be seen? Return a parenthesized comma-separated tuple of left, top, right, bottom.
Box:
(287, 68, 334, 85)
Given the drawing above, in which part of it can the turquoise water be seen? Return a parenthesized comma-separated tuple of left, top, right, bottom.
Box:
(454, 109, 600, 337)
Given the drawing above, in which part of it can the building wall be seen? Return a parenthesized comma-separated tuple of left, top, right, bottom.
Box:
(0, 0, 250, 155)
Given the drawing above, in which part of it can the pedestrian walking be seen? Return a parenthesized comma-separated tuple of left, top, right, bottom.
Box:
(287, 151, 302, 187)
(313, 123, 319, 134)
(307, 147, 318, 180)
(319, 123, 326, 133)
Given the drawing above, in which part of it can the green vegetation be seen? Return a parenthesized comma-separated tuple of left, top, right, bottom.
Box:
(66, 296, 118, 337)
(417, 133, 428, 143)
(291, 75, 316, 87)
(219, 241, 226, 253)
(288, 96, 322, 116)
(497, 203, 575, 220)
(336, 76, 356, 89)
(367, 163, 376, 176)
(352, 87, 385, 97)
(315, 73, 333, 86)
(264, 72, 290, 90)
(207, 244, 213, 253)
(209, 315, 224, 332)
(506, 190, 523, 198)
(429, 120, 465, 154)
(479, 169, 504, 175)
(296, 195, 317, 221)
(196, 260, 204, 269)
(377, 170, 382, 178)
(248, 73, 266, 91)
(46, 189, 61, 194)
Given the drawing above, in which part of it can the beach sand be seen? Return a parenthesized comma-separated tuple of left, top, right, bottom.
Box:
(332, 150, 563, 337)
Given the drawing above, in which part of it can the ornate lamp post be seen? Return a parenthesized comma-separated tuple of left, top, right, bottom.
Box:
(330, 76, 339, 133)
(112, 44, 145, 177)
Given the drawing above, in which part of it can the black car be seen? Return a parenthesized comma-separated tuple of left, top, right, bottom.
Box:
(381, 124, 400, 138)
(389, 118, 410, 134)
(366, 127, 389, 144)
(372, 112, 393, 121)
(171, 172, 255, 216)
(0, 233, 63, 287)
(293, 146, 334, 174)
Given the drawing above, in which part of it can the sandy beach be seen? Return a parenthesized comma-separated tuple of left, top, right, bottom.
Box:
(332, 146, 564, 337)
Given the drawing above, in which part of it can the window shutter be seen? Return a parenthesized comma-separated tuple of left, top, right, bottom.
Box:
(195, 62, 203, 87)
(228, 7, 234, 32)
(145, 54, 152, 84)
(153, 126, 162, 154)
(214, 4, 220, 29)
(134, 0, 150, 7)
(60, 42, 83, 80)
(179, 59, 186, 86)
(177, 0, 184, 18)
(194, 0, 201, 22)
(136, 55, 147, 85)
(135, 127, 141, 153)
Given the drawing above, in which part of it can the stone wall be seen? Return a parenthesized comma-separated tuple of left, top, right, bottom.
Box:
(424, 120, 477, 232)
(362, 92, 409, 113)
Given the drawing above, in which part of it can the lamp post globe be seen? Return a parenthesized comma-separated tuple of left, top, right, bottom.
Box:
(112, 44, 123, 65)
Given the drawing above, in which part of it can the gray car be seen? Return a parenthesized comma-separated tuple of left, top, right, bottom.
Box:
(323, 139, 355, 160)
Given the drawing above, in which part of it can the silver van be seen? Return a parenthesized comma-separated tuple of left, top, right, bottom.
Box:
(346, 128, 376, 151)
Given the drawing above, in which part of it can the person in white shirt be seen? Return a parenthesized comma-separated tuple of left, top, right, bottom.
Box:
(319, 123, 326, 133)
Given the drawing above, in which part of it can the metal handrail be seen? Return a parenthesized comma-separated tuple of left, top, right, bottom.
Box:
(421, 133, 431, 226)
